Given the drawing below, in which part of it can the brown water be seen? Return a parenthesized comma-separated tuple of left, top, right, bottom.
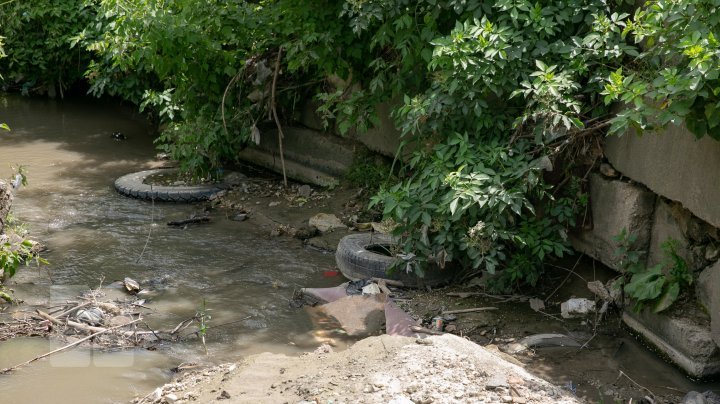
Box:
(0, 94, 342, 403)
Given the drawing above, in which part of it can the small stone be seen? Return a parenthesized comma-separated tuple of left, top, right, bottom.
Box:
(513, 397, 527, 403)
(485, 375, 508, 390)
(232, 213, 247, 222)
(363, 384, 375, 393)
(164, 393, 178, 403)
(501, 395, 513, 403)
(529, 298, 545, 312)
(297, 185, 312, 197)
(217, 390, 231, 400)
(706, 246, 719, 262)
(599, 162, 619, 178)
(268, 201, 280, 207)
(308, 213, 346, 232)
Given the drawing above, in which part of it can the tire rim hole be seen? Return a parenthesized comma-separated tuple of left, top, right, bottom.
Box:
(366, 244, 393, 256)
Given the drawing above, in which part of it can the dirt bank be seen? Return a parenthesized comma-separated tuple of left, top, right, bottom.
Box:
(136, 333, 579, 404)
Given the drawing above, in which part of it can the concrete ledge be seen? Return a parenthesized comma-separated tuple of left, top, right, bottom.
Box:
(605, 126, 720, 228)
(697, 261, 720, 348)
(623, 309, 720, 378)
(238, 126, 355, 187)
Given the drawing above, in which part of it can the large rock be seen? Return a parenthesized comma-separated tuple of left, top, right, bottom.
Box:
(697, 262, 720, 349)
(605, 124, 720, 229)
(623, 306, 720, 378)
(308, 213, 347, 233)
(570, 174, 656, 271)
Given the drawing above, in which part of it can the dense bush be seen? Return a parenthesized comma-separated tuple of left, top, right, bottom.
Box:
(1, 0, 716, 289)
(0, 0, 95, 96)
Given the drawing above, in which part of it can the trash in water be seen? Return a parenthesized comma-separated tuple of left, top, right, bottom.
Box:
(560, 298, 596, 318)
(361, 283, 381, 295)
(76, 307, 105, 326)
(346, 279, 373, 295)
(323, 270, 340, 277)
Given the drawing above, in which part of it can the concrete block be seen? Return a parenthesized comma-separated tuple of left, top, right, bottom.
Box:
(238, 126, 355, 187)
(605, 124, 720, 228)
(570, 174, 656, 271)
(647, 200, 692, 268)
(355, 101, 402, 157)
(623, 307, 720, 378)
(697, 262, 720, 349)
(297, 98, 402, 157)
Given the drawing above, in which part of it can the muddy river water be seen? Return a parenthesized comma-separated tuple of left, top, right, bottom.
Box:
(0, 94, 342, 403)
(0, 94, 718, 403)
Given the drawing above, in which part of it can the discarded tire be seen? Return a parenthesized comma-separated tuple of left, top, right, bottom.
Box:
(335, 233, 456, 288)
(114, 168, 241, 202)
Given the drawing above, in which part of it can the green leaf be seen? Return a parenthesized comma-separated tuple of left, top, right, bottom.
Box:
(653, 282, 680, 313)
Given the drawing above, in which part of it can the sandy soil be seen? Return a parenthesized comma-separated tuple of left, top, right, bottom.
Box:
(135, 333, 580, 404)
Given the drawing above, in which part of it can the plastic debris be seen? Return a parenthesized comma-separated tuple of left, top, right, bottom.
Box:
(560, 298, 596, 318)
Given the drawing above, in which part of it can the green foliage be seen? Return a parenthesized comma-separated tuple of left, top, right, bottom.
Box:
(614, 230, 692, 313)
(344, 147, 393, 191)
(4, 0, 714, 289)
(0, 0, 96, 95)
(0, 171, 48, 301)
(601, 0, 720, 140)
(78, 0, 361, 175)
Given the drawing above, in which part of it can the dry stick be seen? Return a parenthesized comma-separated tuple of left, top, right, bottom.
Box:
(37, 310, 155, 337)
(615, 370, 656, 400)
(441, 307, 498, 315)
(270, 47, 288, 188)
(52, 301, 92, 319)
(0, 318, 142, 374)
(221, 71, 243, 136)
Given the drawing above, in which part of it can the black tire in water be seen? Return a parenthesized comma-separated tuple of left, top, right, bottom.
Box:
(114, 168, 236, 202)
(335, 233, 456, 288)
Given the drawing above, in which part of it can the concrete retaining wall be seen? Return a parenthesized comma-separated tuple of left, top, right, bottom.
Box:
(238, 126, 356, 187)
(605, 126, 720, 228)
(574, 124, 720, 377)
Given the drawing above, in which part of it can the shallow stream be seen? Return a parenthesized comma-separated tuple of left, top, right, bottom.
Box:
(0, 94, 342, 403)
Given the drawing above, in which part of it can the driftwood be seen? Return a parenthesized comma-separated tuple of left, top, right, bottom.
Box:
(370, 277, 405, 287)
(0, 318, 143, 374)
(441, 307, 498, 315)
(167, 216, 210, 227)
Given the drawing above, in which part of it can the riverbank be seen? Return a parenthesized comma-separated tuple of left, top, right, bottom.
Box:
(135, 333, 580, 404)
(177, 169, 715, 404)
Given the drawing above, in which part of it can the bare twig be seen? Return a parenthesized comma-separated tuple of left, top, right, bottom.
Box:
(544, 254, 584, 302)
(221, 71, 244, 136)
(0, 318, 142, 374)
(441, 307, 498, 315)
(53, 301, 92, 319)
(270, 47, 288, 188)
(615, 369, 656, 400)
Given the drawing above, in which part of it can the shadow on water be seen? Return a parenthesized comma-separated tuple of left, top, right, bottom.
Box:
(0, 94, 347, 403)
